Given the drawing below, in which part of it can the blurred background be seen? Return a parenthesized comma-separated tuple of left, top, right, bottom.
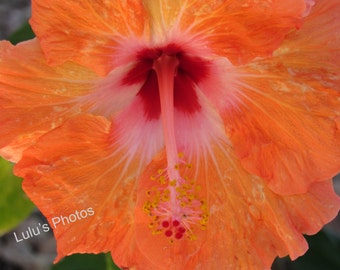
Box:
(0, 1, 339, 269)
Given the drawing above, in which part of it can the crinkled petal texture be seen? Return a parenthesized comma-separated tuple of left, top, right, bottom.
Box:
(0, 39, 97, 162)
(14, 92, 167, 262)
(30, 0, 148, 75)
(144, 0, 307, 64)
(14, 113, 160, 265)
(135, 145, 339, 269)
(9, 0, 340, 269)
(31, 0, 309, 73)
(205, 0, 340, 194)
(15, 114, 340, 269)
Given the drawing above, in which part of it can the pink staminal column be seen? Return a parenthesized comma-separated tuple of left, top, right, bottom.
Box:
(153, 53, 182, 205)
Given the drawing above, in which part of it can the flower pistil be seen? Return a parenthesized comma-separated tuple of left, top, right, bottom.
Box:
(139, 44, 210, 241)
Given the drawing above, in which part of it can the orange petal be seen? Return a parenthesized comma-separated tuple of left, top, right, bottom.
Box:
(224, 80, 340, 194)
(218, 0, 340, 194)
(14, 106, 165, 264)
(175, 0, 307, 64)
(30, 0, 148, 75)
(275, 0, 340, 70)
(135, 141, 339, 269)
(13, 114, 339, 269)
(0, 39, 97, 162)
(14, 114, 137, 263)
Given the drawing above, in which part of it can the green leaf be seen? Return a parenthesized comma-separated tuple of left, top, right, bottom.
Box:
(0, 157, 35, 235)
(52, 253, 121, 270)
(8, 21, 35, 44)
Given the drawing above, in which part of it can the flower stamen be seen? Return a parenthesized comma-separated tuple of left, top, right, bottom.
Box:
(144, 161, 209, 242)
(142, 46, 209, 241)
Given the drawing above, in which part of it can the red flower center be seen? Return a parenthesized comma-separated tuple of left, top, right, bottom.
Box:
(122, 43, 211, 119)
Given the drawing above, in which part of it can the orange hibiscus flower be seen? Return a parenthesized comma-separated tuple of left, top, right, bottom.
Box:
(1, 0, 339, 269)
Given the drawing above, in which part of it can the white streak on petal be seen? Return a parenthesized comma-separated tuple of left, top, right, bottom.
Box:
(77, 63, 142, 118)
(112, 97, 164, 177)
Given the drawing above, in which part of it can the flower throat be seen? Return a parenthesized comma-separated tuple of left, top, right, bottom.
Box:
(122, 43, 211, 119)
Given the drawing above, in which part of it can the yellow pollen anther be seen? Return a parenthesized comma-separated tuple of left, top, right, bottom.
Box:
(180, 202, 187, 207)
(188, 235, 197, 241)
(143, 161, 209, 242)
(158, 176, 166, 184)
(169, 180, 177, 186)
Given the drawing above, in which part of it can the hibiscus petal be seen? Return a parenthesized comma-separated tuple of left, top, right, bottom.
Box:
(275, 0, 339, 69)
(225, 78, 339, 194)
(199, 150, 340, 269)
(14, 103, 164, 263)
(144, 0, 307, 64)
(0, 39, 96, 162)
(135, 141, 340, 269)
(12, 74, 339, 269)
(15, 115, 125, 261)
(30, 0, 148, 75)
(211, 0, 340, 194)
